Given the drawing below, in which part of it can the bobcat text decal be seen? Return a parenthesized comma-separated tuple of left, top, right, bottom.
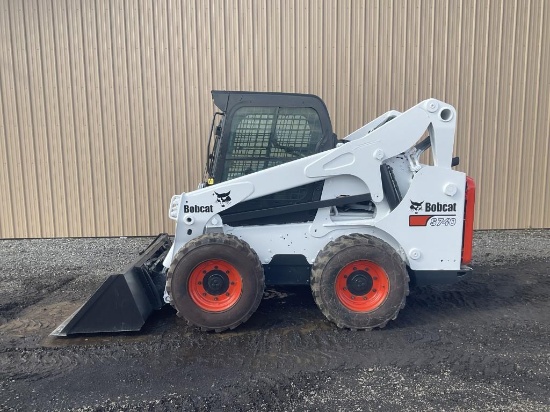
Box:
(409, 200, 457, 227)
(181, 190, 233, 214)
(183, 204, 214, 213)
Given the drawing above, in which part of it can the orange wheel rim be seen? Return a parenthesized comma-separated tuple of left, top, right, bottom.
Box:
(188, 259, 242, 312)
(335, 260, 390, 312)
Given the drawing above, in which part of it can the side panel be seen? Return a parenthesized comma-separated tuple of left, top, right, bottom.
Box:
(225, 223, 407, 266)
(376, 167, 466, 271)
(224, 167, 466, 272)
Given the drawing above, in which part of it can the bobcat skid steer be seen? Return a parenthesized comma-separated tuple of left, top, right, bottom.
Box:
(52, 91, 475, 336)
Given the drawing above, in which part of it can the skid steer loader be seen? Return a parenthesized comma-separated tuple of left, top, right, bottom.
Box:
(52, 91, 475, 336)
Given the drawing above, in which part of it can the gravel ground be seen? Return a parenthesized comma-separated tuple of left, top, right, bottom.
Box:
(0, 230, 549, 411)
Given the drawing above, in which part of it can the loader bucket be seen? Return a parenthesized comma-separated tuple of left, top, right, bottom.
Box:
(51, 234, 172, 336)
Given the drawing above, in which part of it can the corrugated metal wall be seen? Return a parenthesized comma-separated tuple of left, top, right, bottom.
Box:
(1, 0, 549, 238)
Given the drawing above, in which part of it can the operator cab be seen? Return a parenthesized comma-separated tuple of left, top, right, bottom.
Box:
(204, 91, 338, 225)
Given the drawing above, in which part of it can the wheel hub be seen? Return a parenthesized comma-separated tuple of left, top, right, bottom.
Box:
(334, 260, 390, 312)
(188, 259, 242, 312)
(203, 270, 230, 296)
(346, 270, 373, 296)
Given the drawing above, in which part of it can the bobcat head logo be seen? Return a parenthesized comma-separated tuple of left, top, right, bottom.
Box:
(214, 191, 232, 207)
(410, 200, 424, 213)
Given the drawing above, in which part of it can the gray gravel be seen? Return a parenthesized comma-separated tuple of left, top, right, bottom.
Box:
(473, 229, 550, 265)
(0, 230, 549, 411)
(0, 237, 151, 323)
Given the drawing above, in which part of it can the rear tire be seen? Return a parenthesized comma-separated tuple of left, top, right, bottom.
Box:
(166, 233, 264, 332)
(311, 234, 409, 330)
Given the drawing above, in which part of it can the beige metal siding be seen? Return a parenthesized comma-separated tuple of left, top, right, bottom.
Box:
(1, 0, 549, 238)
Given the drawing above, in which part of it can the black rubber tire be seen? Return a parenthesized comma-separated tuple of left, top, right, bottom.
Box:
(166, 233, 264, 332)
(311, 233, 409, 330)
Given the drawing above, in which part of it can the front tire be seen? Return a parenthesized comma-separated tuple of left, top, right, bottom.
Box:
(311, 234, 409, 330)
(166, 233, 265, 332)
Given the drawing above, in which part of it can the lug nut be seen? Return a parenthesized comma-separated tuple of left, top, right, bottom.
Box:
(226, 292, 230, 296)
(198, 281, 202, 285)
(214, 297, 218, 301)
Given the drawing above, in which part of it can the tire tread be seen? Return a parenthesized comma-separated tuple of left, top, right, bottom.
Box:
(311, 233, 409, 330)
(166, 233, 264, 332)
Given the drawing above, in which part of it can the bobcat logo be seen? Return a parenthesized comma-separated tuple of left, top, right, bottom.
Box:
(410, 200, 424, 213)
(214, 191, 232, 207)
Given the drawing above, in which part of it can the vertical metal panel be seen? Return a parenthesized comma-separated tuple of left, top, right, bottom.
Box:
(1, 0, 549, 237)
(38, 0, 68, 236)
(0, 0, 18, 237)
(96, 0, 122, 235)
(535, 0, 550, 228)
(108, 1, 134, 234)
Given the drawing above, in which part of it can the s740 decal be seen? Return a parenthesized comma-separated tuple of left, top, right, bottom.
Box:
(409, 215, 457, 227)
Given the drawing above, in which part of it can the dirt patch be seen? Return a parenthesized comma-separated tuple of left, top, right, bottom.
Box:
(0, 231, 549, 411)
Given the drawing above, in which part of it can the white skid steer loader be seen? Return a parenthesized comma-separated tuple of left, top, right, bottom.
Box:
(52, 91, 475, 336)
